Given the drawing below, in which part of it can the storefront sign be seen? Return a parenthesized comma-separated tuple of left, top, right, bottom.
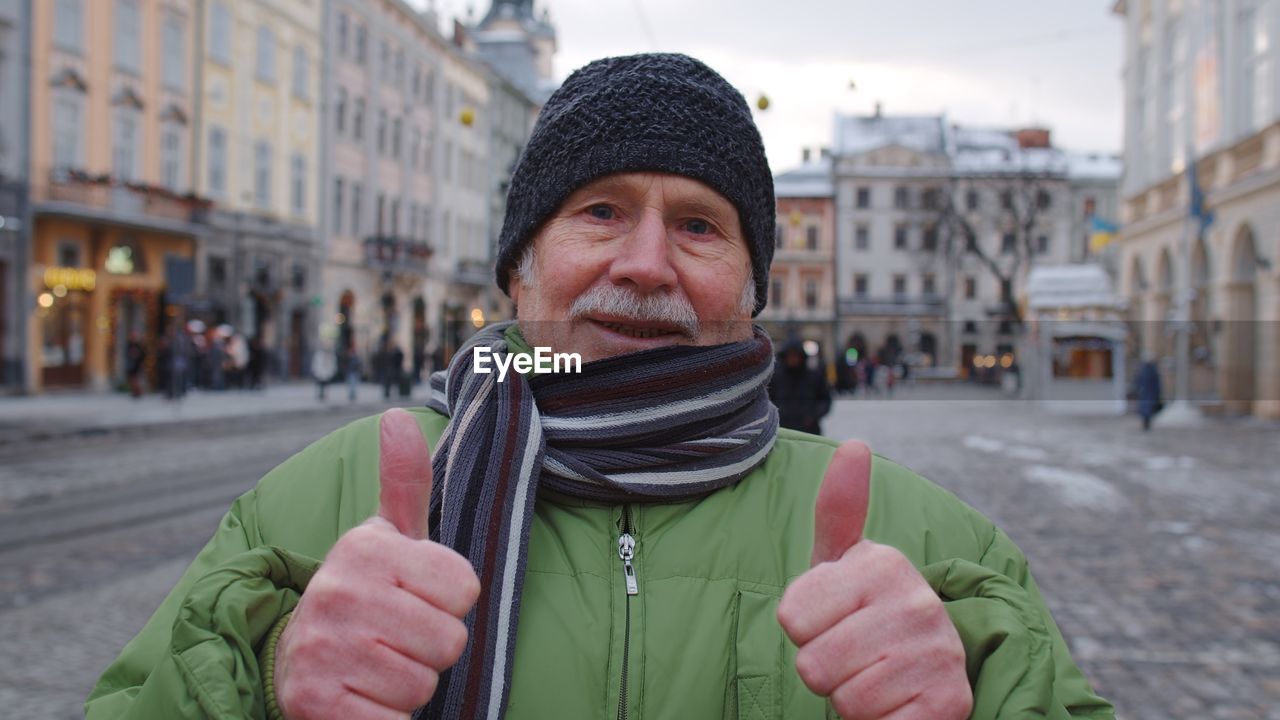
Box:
(105, 245, 136, 274)
(44, 266, 96, 292)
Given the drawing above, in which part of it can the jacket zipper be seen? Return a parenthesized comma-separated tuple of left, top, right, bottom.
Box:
(617, 505, 638, 720)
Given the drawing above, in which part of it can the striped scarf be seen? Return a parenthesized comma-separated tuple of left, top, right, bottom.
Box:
(415, 321, 778, 720)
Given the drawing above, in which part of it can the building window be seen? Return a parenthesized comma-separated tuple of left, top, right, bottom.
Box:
(853, 274, 868, 297)
(256, 26, 276, 83)
(443, 140, 452, 180)
(332, 178, 344, 230)
(805, 225, 818, 250)
(377, 109, 387, 154)
(292, 45, 309, 100)
(1001, 233, 1017, 254)
(966, 190, 979, 210)
(254, 140, 272, 209)
(392, 117, 402, 157)
(390, 198, 400, 235)
(112, 109, 140, 181)
(413, 65, 422, 99)
(207, 126, 226, 196)
(351, 182, 362, 235)
(395, 48, 405, 85)
(922, 225, 938, 251)
(1237, 2, 1271, 134)
(892, 274, 907, 297)
(1037, 235, 1049, 254)
(921, 187, 938, 210)
(893, 186, 909, 209)
(355, 24, 367, 64)
(337, 12, 348, 56)
(209, 2, 231, 64)
(160, 125, 184, 191)
(804, 279, 818, 309)
(423, 69, 435, 106)
(162, 11, 186, 91)
(291, 154, 306, 215)
(380, 40, 390, 82)
(1036, 190, 1052, 210)
(292, 264, 306, 291)
(335, 87, 347, 134)
(963, 320, 977, 334)
(52, 92, 84, 169)
(964, 276, 977, 300)
(922, 273, 936, 298)
(409, 202, 418, 238)
(1000, 190, 1013, 210)
(54, 0, 84, 52)
(375, 193, 385, 234)
(209, 256, 227, 290)
(774, 224, 785, 248)
(894, 224, 908, 250)
(856, 186, 870, 208)
(771, 278, 784, 306)
(410, 128, 421, 171)
(114, 0, 141, 73)
(855, 224, 869, 250)
(352, 97, 364, 140)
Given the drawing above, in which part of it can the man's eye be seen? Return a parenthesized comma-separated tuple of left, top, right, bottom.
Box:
(685, 218, 712, 235)
(588, 205, 614, 220)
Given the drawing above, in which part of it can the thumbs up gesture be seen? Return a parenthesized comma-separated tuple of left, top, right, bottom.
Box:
(275, 409, 481, 719)
(777, 441, 972, 720)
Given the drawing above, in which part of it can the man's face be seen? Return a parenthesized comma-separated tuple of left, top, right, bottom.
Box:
(510, 172, 755, 364)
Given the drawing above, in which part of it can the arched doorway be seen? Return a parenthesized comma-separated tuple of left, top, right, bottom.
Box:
(1220, 225, 1259, 413)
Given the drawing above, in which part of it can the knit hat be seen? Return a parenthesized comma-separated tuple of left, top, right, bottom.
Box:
(494, 53, 776, 316)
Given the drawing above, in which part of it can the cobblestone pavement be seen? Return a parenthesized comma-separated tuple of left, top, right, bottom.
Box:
(824, 385, 1280, 720)
(1, 384, 1277, 718)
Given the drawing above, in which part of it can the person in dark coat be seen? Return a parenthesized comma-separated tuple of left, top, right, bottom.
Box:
(768, 339, 832, 435)
(1135, 358, 1163, 431)
(125, 331, 146, 398)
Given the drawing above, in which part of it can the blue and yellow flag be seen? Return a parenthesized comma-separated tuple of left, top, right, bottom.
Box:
(1088, 215, 1120, 253)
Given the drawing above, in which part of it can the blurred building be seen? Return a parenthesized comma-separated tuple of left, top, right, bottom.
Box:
(761, 148, 838, 365)
(190, 0, 322, 380)
(0, 0, 30, 391)
(319, 0, 452, 384)
(1113, 0, 1280, 418)
(467, 0, 556, 103)
(830, 109, 1120, 380)
(27, 0, 207, 392)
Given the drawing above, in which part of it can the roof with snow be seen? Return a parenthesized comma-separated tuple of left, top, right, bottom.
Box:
(1026, 265, 1125, 311)
(774, 157, 833, 197)
(834, 114, 949, 156)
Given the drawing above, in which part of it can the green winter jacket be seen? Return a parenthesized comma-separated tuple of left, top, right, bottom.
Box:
(86, 409, 1114, 720)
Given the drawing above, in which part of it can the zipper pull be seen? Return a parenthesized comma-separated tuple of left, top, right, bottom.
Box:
(618, 532, 639, 596)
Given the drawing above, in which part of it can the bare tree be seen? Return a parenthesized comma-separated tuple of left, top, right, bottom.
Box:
(934, 169, 1063, 328)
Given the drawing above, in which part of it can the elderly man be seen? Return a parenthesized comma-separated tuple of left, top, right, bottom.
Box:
(87, 54, 1112, 720)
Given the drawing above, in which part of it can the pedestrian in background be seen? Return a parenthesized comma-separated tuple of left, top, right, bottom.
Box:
(312, 343, 337, 401)
(344, 341, 361, 403)
(124, 331, 145, 398)
(769, 338, 832, 434)
(1135, 357, 1163, 431)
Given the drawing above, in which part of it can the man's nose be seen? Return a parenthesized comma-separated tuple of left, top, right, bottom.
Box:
(607, 210, 678, 294)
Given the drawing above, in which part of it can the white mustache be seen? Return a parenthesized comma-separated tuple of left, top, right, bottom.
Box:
(568, 285, 700, 338)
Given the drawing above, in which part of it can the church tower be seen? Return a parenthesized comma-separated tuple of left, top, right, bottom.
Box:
(469, 0, 558, 101)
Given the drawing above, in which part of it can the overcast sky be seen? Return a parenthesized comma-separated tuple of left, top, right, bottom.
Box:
(413, 1, 1124, 172)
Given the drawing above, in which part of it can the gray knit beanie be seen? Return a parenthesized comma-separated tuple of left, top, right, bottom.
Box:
(494, 53, 776, 316)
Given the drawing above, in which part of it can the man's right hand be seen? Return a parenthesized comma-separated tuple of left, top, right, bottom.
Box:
(275, 408, 481, 719)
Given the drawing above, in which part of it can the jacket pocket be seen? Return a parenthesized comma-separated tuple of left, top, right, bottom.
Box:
(733, 589, 782, 720)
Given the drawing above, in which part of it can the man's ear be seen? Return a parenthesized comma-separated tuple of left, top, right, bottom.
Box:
(508, 275, 522, 310)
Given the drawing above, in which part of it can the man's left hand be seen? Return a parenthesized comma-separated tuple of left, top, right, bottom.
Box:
(777, 440, 973, 720)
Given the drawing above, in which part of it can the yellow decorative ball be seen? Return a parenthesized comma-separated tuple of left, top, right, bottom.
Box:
(460, 107, 475, 126)
(756, 94, 770, 111)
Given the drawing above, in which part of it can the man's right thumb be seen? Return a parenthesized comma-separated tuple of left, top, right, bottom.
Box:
(377, 408, 434, 540)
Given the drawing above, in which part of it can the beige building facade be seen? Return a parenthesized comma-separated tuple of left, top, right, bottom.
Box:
(192, 0, 322, 379)
(1115, 0, 1280, 418)
(28, 0, 205, 392)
